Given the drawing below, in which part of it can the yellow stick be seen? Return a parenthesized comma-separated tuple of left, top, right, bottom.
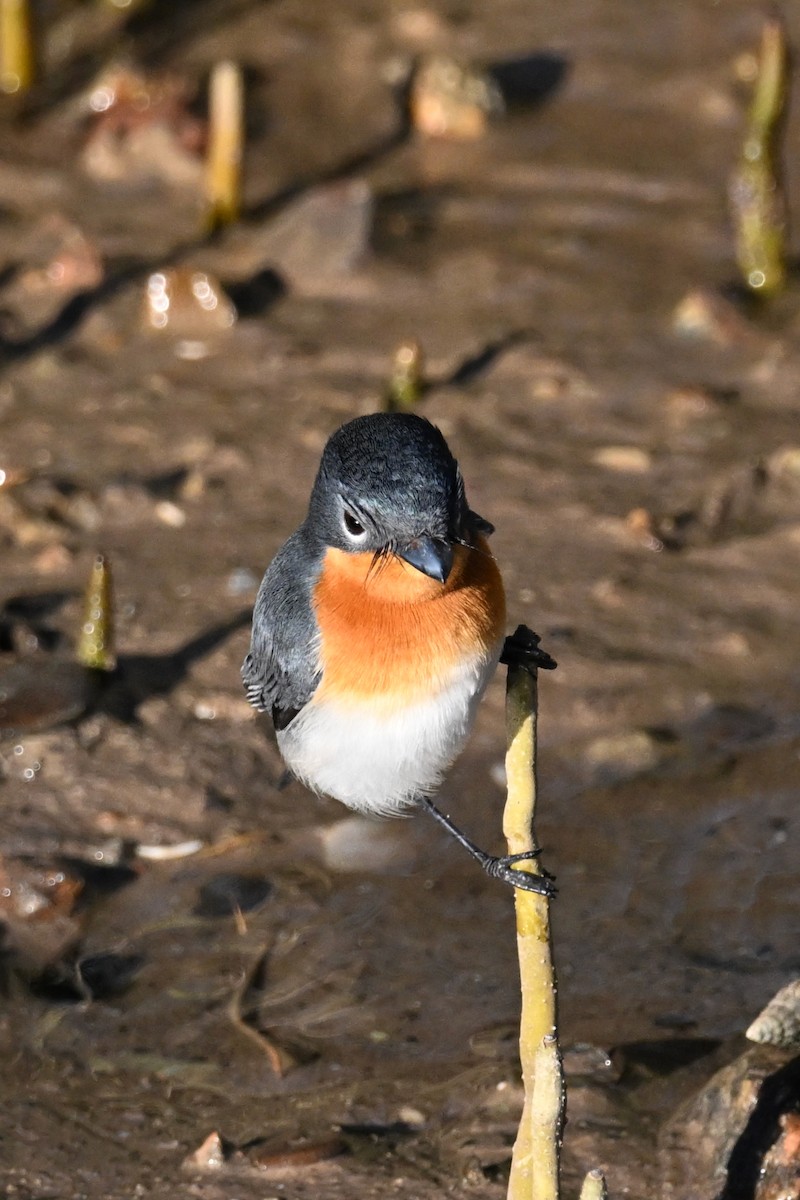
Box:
(730, 15, 790, 296)
(385, 339, 425, 413)
(0, 0, 34, 95)
(76, 554, 116, 672)
(206, 60, 244, 230)
(504, 631, 563, 1200)
(580, 1169, 608, 1200)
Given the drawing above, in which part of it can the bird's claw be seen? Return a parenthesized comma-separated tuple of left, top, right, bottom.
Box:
(481, 853, 557, 897)
(501, 624, 557, 673)
(505, 850, 557, 883)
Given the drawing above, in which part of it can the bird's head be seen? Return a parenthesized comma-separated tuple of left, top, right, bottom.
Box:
(306, 413, 492, 584)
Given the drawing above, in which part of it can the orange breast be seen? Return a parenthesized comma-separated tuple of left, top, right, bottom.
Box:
(312, 537, 506, 708)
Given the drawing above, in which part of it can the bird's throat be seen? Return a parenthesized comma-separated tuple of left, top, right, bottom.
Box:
(321, 545, 464, 604)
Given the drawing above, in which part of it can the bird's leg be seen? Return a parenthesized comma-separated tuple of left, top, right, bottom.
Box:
(418, 795, 556, 897)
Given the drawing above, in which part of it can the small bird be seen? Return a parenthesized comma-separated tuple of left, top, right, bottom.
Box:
(243, 412, 554, 895)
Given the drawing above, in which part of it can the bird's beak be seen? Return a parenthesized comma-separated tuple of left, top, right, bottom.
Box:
(397, 536, 454, 583)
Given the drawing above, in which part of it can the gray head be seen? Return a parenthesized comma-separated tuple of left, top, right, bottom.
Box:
(305, 413, 491, 582)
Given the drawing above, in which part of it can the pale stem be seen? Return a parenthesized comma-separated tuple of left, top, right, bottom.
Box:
(206, 60, 244, 228)
(0, 0, 34, 95)
(579, 1169, 609, 1200)
(504, 659, 564, 1200)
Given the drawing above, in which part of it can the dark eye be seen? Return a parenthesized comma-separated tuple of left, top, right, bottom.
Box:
(343, 509, 366, 538)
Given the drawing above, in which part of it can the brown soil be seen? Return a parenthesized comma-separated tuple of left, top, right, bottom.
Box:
(1, 2, 799, 1196)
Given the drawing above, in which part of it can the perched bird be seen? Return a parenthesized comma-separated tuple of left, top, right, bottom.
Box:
(243, 412, 554, 895)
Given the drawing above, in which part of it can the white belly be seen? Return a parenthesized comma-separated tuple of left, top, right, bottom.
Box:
(277, 647, 501, 816)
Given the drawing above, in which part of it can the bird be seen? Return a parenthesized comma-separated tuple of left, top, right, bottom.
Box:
(242, 412, 555, 895)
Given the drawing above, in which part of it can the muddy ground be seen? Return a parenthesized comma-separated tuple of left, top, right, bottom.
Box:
(1, 1, 799, 1197)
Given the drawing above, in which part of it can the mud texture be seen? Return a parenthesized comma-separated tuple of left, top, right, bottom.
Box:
(1, 2, 800, 1197)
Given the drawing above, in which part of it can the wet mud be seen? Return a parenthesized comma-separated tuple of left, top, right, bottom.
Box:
(1, 1, 800, 1196)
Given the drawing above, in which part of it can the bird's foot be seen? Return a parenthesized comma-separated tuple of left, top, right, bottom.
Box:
(418, 796, 557, 897)
(501, 624, 557, 673)
(477, 850, 557, 897)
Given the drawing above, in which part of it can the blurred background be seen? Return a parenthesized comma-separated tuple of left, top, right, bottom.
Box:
(1, 2, 799, 1197)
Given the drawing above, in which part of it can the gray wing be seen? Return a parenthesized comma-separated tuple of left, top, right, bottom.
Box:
(241, 531, 322, 731)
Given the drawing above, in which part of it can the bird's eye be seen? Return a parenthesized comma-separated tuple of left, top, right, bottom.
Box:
(343, 509, 366, 539)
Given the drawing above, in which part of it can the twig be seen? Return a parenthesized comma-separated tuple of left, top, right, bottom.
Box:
(503, 626, 564, 1200)
(730, 14, 790, 296)
(228, 949, 296, 1077)
(385, 339, 425, 412)
(579, 1168, 608, 1200)
(0, 0, 34, 95)
(76, 553, 116, 672)
(206, 60, 244, 230)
